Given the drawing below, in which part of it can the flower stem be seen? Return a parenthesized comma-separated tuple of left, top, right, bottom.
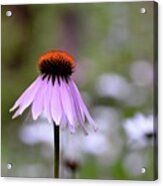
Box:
(54, 122, 60, 178)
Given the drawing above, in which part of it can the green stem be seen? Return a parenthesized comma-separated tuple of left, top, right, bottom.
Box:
(54, 122, 60, 178)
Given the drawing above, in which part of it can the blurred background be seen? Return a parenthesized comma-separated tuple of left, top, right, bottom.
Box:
(1, 1, 157, 180)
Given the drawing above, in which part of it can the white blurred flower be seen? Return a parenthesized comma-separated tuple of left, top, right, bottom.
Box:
(83, 133, 108, 156)
(61, 129, 112, 165)
(61, 130, 84, 162)
(93, 106, 121, 134)
(129, 60, 153, 87)
(96, 73, 149, 106)
(123, 113, 155, 148)
(20, 118, 109, 158)
(96, 73, 131, 101)
(19, 106, 123, 168)
(19, 121, 53, 146)
(62, 106, 125, 166)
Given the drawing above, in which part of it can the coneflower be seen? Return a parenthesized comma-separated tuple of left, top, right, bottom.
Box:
(10, 50, 97, 178)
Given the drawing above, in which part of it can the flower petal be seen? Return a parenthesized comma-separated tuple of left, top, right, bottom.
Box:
(10, 76, 42, 112)
(43, 78, 53, 123)
(51, 80, 63, 125)
(69, 80, 88, 135)
(11, 76, 42, 119)
(31, 78, 48, 120)
(81, 103, 97, 131)
(60, 80, 76, 128)
(70, 80, 97, 131)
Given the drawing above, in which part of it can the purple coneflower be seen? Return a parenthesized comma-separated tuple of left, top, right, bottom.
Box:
(10, 50, 96, 134)
(10, 50, 97, 178)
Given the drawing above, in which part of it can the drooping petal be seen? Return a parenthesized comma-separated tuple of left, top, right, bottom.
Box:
(10, 76, 42, 112)
(69, 80, 85, 121)
(68, 124, 76, 134)
(11, 76, 42, 119)
(81, 103, 97, 131)
(50, 80, 63, 125)
(31, 78, 48, 120)
(43, 77, 53, 123)
(59, 113, 68, 129)
(69, 79, 88, 135)
(70, 80, 97, 131)
(60, 79, 76, 129)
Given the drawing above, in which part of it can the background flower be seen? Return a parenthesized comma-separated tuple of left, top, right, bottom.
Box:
(123, 113, 155, 149)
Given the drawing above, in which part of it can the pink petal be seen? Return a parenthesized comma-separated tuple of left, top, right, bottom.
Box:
(10, 76, 42, 112)
(82, 103, 97, 131)
(70, 80, 97, 131)
(68, 124, 76, 134)
(43, 78, 53, 123)
(11, 76, 42, 119)
(60, 80, 76, 128)
(69, 80, 88, 135)
(31, 78, 48, 120)
(69, 80, 85, 121)
(50, 80, 63, 125)
(60, 114, 68, 129)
